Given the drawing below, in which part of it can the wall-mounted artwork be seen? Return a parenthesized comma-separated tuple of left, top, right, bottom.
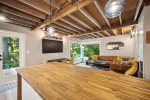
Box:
(146, 31, 150, 44)
(107, 41, 124, 50)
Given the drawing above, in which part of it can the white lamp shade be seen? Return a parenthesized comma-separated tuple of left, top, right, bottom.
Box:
(46, 27, 55, 36)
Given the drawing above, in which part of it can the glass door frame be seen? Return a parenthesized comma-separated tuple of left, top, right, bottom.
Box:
(0, 30, 25, 78)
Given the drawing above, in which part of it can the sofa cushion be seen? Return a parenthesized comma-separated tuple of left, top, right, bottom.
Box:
(91, 55, 99, 61)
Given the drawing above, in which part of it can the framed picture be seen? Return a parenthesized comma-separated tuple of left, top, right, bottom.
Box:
(146, 31, 150, 44)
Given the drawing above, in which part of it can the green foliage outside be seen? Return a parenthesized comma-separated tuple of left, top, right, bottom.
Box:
(3, 37, 19, 69)
(83, 44, 100, 57)
(70, 43, 80, 58)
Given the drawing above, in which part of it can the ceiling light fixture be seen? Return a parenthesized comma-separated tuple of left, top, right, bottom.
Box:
(46, 0, 55, 37)
(104, 0, 125, 18)
(0, 14, 10, 22)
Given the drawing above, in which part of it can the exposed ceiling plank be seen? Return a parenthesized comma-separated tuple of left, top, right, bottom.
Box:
(32, 0, 95, 31)
(7, 20, 33, 28)
(55, 28, 72, 34)
(0, 5, 41, 22)
(121, 28, 124, 34)
(68, 14, 93, 30)
(0, 0, 45, 19)
(17, 0, 51, 14)
(90, 34, 99, 38)
(54, 22, 80, 33)
(2, 12, 36, 25)
(112, 30, 117, 36)
(104, 31, 111, 36)
(9, 17, 35, 26)
(55, 30, 68, 35)
(92, 33, 102, 38)
(43, 0, 60, 9)
(144, 0, 150, 6)
(73, 21, 137, 36)
(85, 35, 94, 38)
(60, 18, 86, 32)
(94, 0, 111, 27)
(134, 0, 143, 22)
(79, 8, 101, 29)
(95, 32, 105, 37)
(51, 24, 74, 34)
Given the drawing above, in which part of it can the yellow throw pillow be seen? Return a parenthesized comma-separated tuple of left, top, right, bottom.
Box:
(91, 55, 99, 61)
(125, 59, 138, 76)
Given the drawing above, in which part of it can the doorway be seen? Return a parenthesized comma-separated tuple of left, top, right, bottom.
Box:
(0, 30, 25, 83)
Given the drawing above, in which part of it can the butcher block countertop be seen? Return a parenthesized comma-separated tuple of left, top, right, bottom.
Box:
(16, 62, 150, 100)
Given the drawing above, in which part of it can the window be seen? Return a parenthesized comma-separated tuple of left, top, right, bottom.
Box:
(70, 43, 81, 58)
(83, 44, 100, 57)
(3, 37, 19, 69)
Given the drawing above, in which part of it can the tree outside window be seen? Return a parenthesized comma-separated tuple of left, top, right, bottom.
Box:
(83, 44, 100, 57)
(70, 43, 81, 58)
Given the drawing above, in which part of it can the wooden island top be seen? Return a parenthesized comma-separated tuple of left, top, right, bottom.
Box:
(16, 62, 150, 100)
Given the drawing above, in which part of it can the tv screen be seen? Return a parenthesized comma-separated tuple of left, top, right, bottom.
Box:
(42, 39, 63, 53)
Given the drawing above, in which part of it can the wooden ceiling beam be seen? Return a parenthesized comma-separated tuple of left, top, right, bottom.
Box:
(0, 0, 45, 19)
(73, 21, 137, 37)
(94, 0, 111, 27)
(0, 5, 41, 22)
(104, 31, 111, 36)
(32, 0, 95, 31)
(121, 28, 124, 34)
(54, 22, 80, 33)
(112, 30, 117, 36)
(134, 0, 143, 22)
(51, 24, 74, 34)
(79, 8, 101, 29)
(89, 33, 99, 38)
(7, 20, 33, 28)
(85, 35, 94, 39)
(55, 28, 72, 34)
(92, 33, 101, 38)
(68, 14, 93, 30)
(60, 18, 86, 32)
(95, 32, 105, 37)
(55, 30, 68, 35)
(17, 0, 51, 14)
(43, 0, 60, 9)
(2, 12, 36, 25)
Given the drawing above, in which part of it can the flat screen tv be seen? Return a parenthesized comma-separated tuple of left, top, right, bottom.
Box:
(42, 39, 63, 53)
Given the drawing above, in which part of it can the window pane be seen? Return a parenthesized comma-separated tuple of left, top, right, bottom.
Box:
(70, 43, 80, 58)
(83, 44, 100, 57)
(3, 37, 19, 69)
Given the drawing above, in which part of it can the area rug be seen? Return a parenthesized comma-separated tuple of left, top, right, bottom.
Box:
(0, 81, 17, 93)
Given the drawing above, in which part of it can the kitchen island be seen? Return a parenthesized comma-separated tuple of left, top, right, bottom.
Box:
(16, 62, 150, 100)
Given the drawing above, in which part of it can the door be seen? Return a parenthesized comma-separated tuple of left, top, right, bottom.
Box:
(0, 30, 25, 81)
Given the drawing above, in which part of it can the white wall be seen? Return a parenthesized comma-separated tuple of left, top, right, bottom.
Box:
(0, 22, 70, 66)
(82, 35, 135, 57)
(143, 6, 150, 80)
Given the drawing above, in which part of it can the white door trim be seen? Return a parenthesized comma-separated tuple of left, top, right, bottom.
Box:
(0, 30, 25, 77)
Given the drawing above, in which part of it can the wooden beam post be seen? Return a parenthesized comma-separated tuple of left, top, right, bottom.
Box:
(17, 73, 22, 100)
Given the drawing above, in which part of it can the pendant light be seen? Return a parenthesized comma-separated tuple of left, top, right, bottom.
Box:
(46, 0, 55, 37)
(104, 0, 125, 18)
